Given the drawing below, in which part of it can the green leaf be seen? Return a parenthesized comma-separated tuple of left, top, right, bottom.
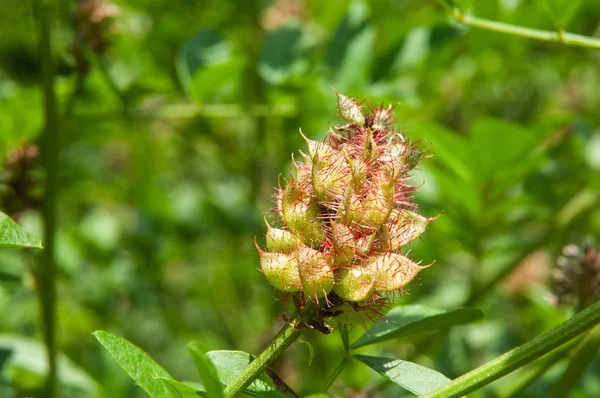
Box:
(93, 331, 172, 397)
(187, 342, 225, 398)
(351, 305, 484, 348)
(470, 118, 543, 185)
(159, 378, 203, 398)
(537, 0, 582, 29)
(339, 322, 350, 352)
(355, 354, 451, 395)
(0, 212, 42, 249)
(205, 350, 289, 397)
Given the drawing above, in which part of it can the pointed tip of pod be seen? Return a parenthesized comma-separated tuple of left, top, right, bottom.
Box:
(367, 253, 431, 293)
(332, 87, 365, 126)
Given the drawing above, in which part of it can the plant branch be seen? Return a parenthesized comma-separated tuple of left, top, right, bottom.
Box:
(444, 7, 600, 50)
(421, 299, 600, 398)
(224, 318, 302, 398)
(36, 0, 59, 396)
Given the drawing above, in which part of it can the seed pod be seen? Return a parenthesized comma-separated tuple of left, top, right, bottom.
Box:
(280, 176, 325, 248)
(257, 90, 435, 327)
(335, 90, 365, 126)
(297, 245, 334, 299)
(378, 209, 429, 252)
(306, 138, 352, 203)
(257, 246, 301, 293)
(343, 175, 395, 231)
(366, 253, 429, 292)
(264, 216, 297, 254)
(334, 266, 374, 302)
(331, 221, 355, 266)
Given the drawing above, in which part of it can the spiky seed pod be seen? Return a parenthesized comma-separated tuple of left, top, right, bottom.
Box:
(258, 90, 435, 328)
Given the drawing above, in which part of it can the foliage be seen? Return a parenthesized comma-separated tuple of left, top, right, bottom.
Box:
(1, 0, 600, 397)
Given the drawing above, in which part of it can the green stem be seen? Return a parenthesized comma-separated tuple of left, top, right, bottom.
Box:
(224, 319, 302, 397)
(36, 0, 59, 396)
(445, 8, 600, 50)
(322, 350, 352, 393)
(499, 338, 579, 398)
(549, 324, 600, 398)
(421, 300, 600, 398)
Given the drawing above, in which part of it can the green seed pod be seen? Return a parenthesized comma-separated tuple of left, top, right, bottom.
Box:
(257, 245, 301, 293)
(280, 176, 325, 248)
(343, 176, 395, 231)
(333, 266, 374, 302)
(366, 253, 429, 292)
(264, 216, 297, 254)
(297, 245, 334, 299)
(306, 138, 352, 203)
(331, 221, 355, 266)
(378, 209, 429, 252)
(335, 90, 365, 126)
(257, 90, 435, 327)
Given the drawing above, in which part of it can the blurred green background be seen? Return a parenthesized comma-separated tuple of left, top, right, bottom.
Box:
(1, 0, 599, 397)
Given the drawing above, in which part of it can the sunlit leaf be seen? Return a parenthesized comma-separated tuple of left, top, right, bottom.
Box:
(159, 378, 203, 398)
(93, 331, 171, 397)
(351, 305, 484, 348)
(537, 0, 582, 29)
(355, 354, 451, 395)
(0, 212, 42, 249)
(187, 342, 224, 398)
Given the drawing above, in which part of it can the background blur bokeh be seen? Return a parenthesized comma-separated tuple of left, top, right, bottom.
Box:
(1, 0, 600, 397)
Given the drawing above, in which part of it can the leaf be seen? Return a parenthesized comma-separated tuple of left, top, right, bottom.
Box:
(339, 322, 350, 352)
(258, 23, 312, 85)
(409, 121, 474, 183)
(537, 0, 582, 29)
(351, 305, 484, 348)
(470, 118, 544, 185)
(93, 331, 172, 397)
(159, 378, 203, 398)
(355, 354, 451, 395)
(205, 350, 289, 397)
(187, 342, 225, 398)
(0, 212, 42, 249)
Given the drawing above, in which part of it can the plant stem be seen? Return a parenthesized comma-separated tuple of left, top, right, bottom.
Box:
(499, 338, 579, 398)
(421, 299, 600, 398)
(36, 0, 59, 396)
(549, 324, 600, 398)
(224, 319, 302, 397)
(443, 7, 600, 50)
(322, 350, 352, 393)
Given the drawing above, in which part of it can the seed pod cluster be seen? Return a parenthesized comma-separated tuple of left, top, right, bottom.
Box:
(257, 90, 434, 326)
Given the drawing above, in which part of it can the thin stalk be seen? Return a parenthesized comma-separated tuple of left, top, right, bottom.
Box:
(322, 350, 352, 393)
(446, 8, 600, 50)
(549, 324, 600, 398)
(499, 338, 579, 398)
(224, 319, 302, 398)
(36, 0, 59, 396)
(421, 299, 600, 398)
